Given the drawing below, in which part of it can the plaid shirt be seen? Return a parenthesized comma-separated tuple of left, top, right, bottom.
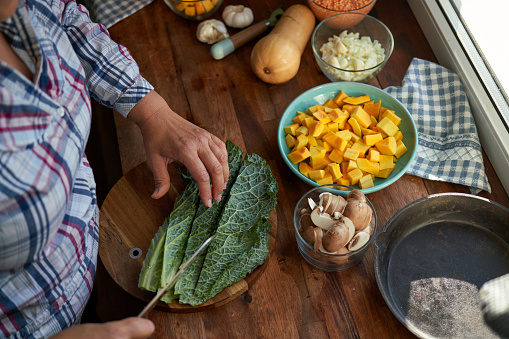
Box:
(0, 0, 153, 337)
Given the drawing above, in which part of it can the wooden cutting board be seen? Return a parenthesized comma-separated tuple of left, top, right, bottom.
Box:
(98, 161, 277, 313)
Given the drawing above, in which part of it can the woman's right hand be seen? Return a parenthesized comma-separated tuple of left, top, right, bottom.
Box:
(51, 317, 155, 339)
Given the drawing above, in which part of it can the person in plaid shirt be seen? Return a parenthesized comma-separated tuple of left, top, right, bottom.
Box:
(0, 0, 229, 337)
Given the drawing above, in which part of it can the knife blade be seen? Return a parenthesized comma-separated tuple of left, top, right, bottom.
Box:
(137, 233, 216, 318)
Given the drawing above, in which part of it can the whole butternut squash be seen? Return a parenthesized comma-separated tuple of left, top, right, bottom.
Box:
(251, 4, 315, 84)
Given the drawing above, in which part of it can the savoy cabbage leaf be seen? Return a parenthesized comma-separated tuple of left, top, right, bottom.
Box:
(159, 180, 200, 302)
(138, 219, 168, 292)
(193, 153, 278, 300)
(174, 141, 244, 304)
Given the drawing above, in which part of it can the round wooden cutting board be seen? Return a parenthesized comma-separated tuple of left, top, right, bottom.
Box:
(98, 162, 277, 313)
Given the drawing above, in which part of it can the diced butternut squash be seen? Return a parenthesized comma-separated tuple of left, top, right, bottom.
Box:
(322, 132, 347, 152)
(394, 130, 404, 142)
(317, 124, 330, 139)
(359, 174, 374, 189)
(295, 125, 308, 136)
(202, 0, 215, 12)
(307, 135, 318, 148)
(367, 149, 380, 162)
(174, 2, 188, 11)
(323, 99, 339, 109)
(376, 165, 395, 178)
(328, 149, 344, 164)
(351, 141, 371, 155)
(294, 134, 308, 150)
(302, 117, 315, 128)
(285, 134, 296, 149)
(309, 170, 326, 180)
(284, 123, 299, 136)
(299, 162, 314, 178)
(395, 140, 408, 158)
(287, 147, 310, 164)
(357, 158, 380, 175)
(346, 168, 363, 185)
(348, 117, 362, 137)
(327, 163, 343, 181)
(333, 91, 348, 107)
(337, 178, 351, 189)
(195, 2, 206, 15)
(346, 160, 357, 172)
(283, 90, 409, 189)
(315, 172, 334, 185)
(363, 100, 381, 118)
(369, 115, 378, 129)
(363, 133, 383, 147)
(308, 120, 324, 137)
(185, 6, 196, 16)
(313, 110, 331, 124)
(342, 104, 357, 114)
(350, 106, 372, 129)
(336, 130, 352, 141)
(381, 109, 401, 126)
(375, 137, 397, 156)
(327, 122, 339, 133)
(379, 154, 394, 171)
(292, 113, 308, 124)
(344, 148, 360, 161)
(377, 117, 399, 137)
(310, 156, 332, 170)
(343, 95, 370, 105)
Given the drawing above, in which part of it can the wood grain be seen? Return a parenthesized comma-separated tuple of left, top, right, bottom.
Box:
(87, 0, 509, 337)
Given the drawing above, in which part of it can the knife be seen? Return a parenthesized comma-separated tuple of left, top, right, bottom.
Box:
(137, 233, 216, 318)
(210, 7, 284, 60)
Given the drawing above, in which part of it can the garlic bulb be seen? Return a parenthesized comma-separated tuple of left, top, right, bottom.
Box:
(196, 19, 229, 44)
(222, 5, 254, 29)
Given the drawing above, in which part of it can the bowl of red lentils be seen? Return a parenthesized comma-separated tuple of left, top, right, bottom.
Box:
(307, 0, 377, 23)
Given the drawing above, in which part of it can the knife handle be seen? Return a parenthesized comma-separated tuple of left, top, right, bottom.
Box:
(210, 20, 271, 60)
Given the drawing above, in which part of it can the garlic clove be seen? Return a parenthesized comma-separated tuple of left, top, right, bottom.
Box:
(196, 19, 229, 44)
(347, 231, 370, 251)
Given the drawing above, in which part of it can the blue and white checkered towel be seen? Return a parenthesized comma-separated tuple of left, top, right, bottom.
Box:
(78, 0, 155, 28)
(384, 58, 491, 194)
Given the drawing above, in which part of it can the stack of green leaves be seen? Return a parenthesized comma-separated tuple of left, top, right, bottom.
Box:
(138, 141, 278, 306)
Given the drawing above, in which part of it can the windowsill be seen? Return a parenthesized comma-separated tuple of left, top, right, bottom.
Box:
(408, 0, 509, 195)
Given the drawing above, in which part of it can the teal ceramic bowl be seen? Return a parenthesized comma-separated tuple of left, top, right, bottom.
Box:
(277, 82, 418, 194)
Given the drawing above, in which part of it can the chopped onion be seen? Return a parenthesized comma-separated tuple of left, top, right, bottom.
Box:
(320, 30, 385, 82)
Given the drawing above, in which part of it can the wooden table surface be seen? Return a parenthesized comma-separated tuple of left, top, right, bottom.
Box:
(90, 0, 509, 338)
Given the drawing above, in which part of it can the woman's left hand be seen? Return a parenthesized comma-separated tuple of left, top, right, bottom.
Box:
(128, 90, 229, 207)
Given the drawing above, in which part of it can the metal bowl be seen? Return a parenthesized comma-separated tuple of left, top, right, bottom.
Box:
(374, 193, 509, 338)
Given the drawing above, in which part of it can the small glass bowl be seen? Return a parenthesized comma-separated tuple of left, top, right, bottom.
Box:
(312, 13, 394, 83)
(307, 0, 377, 22)
(164, 0, 223, 21)
(294, 184, 378, 272)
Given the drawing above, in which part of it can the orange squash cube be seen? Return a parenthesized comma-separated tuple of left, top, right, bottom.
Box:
(287, 147, 310, 164)
(357, 158, 380, 175)
(285, 134, 296, 149)
(299, 162, 314, 178)
(375, 137, 397, 156)
(350, 106, 372, 129)
(344, 95, 371, 106)
(333, 91, 348, 107)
